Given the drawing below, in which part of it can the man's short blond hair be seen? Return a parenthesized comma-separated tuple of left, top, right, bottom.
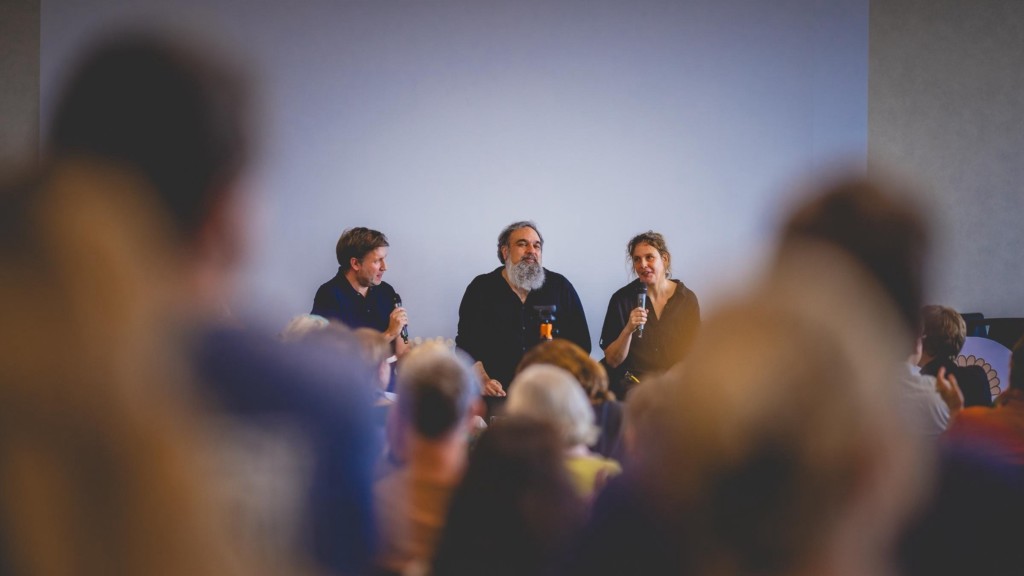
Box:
(921, 305, 966, 360)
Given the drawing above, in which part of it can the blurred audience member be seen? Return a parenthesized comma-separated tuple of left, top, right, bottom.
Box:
(898, 440, 1024, 576)
(353, 327, 397, 399)
(562, 378, 688, 576)
(0, 164, 246, 576)
(778, 177, 966, 440)
(506, 365, 622, 498)
(431, 417, 587, 576)
(282, 317, 393, 404)
(283, 319, 394, 433)
(373, 343, 482, 575)
(918, 304, 992, 407)
(45, 33, 379, 575)
(517, 339, 624, 459)
(568, 176, 932, 576)
(780, 176, 928, 336)
(622, 291, 922, 576)
(280, 313, 330, 342)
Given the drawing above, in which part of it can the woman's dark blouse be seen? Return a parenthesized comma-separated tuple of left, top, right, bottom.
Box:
(599, 279, 700, 381)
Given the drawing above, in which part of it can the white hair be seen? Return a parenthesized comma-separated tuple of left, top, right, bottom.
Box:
(396, 342, 481, 438)
(506, 364, 598, 447)
(279, 313, 329, 342)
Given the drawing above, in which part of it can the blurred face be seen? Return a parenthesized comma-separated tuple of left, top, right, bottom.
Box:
(632, 242, 668, 285)
(352, 246, 388, 288)
(502, 227, 543, 267)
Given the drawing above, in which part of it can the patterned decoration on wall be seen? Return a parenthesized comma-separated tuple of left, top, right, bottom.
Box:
(958, 336, 1013, 400)
(956, 355, 1001, 399)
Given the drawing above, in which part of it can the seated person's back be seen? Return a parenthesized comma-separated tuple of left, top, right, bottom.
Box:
(373, 343, 482, 575)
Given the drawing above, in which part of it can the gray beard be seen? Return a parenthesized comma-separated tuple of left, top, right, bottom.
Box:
(507, 259, 545, 292)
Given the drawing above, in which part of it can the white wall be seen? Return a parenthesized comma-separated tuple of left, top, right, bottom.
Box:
(869, 0, 1024, 318)
(41, 0, 869, 347)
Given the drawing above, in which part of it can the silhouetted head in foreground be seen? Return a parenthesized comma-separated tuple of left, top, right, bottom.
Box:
(48, 33, 251, 242)
(432, 417, 586, 576)
(781, 177, 929, 335)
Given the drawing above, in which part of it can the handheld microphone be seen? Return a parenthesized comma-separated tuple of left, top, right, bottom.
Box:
(636, 284, 648, 338)
(393, 293, 409, 344)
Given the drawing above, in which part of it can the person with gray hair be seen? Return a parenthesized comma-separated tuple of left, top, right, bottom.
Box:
(373, 342, 483, 575)
(457, 221, 591, 415)
(279, 313, 330, 342)
(506, 365, 622, 498)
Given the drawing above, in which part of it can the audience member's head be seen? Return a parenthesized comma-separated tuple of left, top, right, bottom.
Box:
(47, 34, 250, 242)
(431, 417, 587, 576)
(336, 227, 389, 270)
(45, 34, 255, 321)
(279, 320, 385, 402)
(279, 313, 330, 342)
(395, 342, 480, 440)
(780, 177, 928, 335)
(506, 365, 599, 449)
(636, 295, 925, 576)
(516, 339, 613, 402)
(919, 305, 968, 364)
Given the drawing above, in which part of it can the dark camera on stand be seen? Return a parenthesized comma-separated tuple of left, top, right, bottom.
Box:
(533, 305, 557, 340)
(533, 305, 557, 324)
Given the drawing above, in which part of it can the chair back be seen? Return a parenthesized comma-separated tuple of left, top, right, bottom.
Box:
(963, 317, 1024, 349)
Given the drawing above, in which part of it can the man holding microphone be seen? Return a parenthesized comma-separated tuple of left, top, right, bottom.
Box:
(312, 227, 409, 357)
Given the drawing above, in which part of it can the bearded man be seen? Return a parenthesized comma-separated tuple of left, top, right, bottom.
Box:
(456, 221, 591, 411)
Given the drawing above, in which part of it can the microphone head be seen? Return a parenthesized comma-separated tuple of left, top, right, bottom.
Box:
(639, 283, 648, 293)
(393, 293, 403, 306)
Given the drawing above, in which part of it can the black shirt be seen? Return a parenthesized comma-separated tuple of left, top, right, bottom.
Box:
(311, 268, 399, 333)
(600, 279, 700, 382)
(921, 357, 993, 408)
(456, 266, 591, 389)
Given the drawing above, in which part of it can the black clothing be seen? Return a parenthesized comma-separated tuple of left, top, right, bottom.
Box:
(311, 267, 398, 332)
(564, 473, 690, 576)
(921, 357, 993, 408)
(898, 442, 1024, 576)
(592, 400, 625, 460)
(456, 267, 591, 390)
(599, 279, 699, 388)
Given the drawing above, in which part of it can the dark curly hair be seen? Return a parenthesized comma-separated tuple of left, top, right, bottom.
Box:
(627, 231, 672, 278)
